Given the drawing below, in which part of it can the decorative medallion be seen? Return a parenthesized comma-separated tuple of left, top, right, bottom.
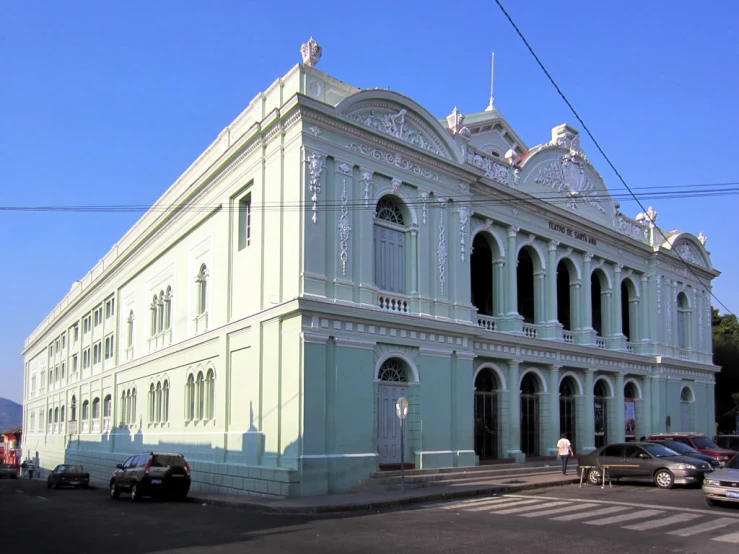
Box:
(534, 150, 606, 214)
(308, 151, 324, 223)
(338, 179, 351, 275)
(347, 143, 439, 181)
(337, 162, 353, 175)
(458, 205, 470, 262)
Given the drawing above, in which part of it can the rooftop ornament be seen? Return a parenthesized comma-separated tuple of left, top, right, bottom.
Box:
(301, 37, 322, 67)
(636, 205, 658, 227)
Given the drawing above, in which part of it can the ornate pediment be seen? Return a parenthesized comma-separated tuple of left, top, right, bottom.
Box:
(671, 239, 707, 268)
(338, 93, 460, 161)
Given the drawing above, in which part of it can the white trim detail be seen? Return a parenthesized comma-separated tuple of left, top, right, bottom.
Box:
(520, 366, 549, 393)
(299, 453, 379, 459)
(559, 371, 584, 396)
(473, 362, 508, 391)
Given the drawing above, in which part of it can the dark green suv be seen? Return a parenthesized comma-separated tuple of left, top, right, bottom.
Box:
(109, 452, 191, 502)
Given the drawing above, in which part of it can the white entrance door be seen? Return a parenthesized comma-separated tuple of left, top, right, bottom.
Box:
(378, 384, 407, 465)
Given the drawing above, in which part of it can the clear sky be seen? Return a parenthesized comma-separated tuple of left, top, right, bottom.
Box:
(2, 0, 737, 403)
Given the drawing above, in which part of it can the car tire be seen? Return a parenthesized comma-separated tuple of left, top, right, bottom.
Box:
(654, 469, 674, 489)
(47, 481, 52, 489)
(130, 482, 140, 502)
(587, 468, 602, 485)
(110, 481, 120, 500)
(706, 497, 720, 507)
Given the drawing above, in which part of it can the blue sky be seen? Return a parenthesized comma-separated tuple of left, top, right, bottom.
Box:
(2, 0, 737, 403)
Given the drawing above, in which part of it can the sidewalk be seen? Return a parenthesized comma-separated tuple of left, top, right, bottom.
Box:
(189, 470, 580, 514)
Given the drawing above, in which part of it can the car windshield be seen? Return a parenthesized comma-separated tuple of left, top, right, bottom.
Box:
(58, 465, 83, 473)
(642, 444, 679, 457)
(726, 455, 739, 469)
(662, 441, 697, 454)
(151, 455, 186, 468)
(692, 437, 720, 449)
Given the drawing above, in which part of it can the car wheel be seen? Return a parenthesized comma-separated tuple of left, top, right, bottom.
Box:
(47, 481, 52, 489)
(654, 469, 674, 489)
(130, 483, 140, 502)
(110, 481, 120, 499)
(587, 468, 602, 485)
(706, 497, 720, 507)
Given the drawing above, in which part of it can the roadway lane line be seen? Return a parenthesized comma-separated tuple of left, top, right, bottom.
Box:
(519, 503, 600, 518)
(551, 506, 630, 521)
(488, 501, 571, 515)
(712, 531, 739, 543)
(621, 512, 702, 531)
(584, 509, 664, 526)
(667, 518, 739, 537)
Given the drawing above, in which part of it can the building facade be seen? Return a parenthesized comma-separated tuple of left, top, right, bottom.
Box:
(22, 39, 720, 497)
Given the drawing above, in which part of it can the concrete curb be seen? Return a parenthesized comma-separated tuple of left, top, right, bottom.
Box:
(190, 477, 580, 515)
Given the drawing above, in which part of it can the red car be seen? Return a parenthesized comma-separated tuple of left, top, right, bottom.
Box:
(647, 433, 737, 467)
(47, 464, 90, 489)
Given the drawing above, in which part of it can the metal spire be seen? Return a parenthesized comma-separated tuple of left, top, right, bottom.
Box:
(485, 52, 495, 111)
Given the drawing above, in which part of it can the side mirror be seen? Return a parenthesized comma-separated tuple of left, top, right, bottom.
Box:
(115, 464, 123, 470)
(639, 453, 650, 459)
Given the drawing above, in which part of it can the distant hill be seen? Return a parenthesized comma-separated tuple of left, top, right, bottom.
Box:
(0, 398, 22, 431)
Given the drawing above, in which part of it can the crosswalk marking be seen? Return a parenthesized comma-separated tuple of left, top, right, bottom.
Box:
(585, 509, 663, 526)
(551, 505, 630, 521)
(440, 497, 515, 510)
(519, 503, 599, 518)
(488, 501, 571, 515)
(712, 531, 739, 544)
(621, 513, 702, 531)
(464, 498, 542, 512)
(667, 517, 738, 537)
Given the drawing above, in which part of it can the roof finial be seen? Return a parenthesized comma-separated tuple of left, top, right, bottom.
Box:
(485, 52, 495, 111)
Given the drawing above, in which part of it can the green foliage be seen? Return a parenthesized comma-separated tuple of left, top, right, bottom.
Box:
(713, 309, 739, 429)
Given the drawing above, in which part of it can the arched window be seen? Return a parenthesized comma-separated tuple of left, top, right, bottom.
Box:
(148, 384, 155, 422)
(48, 408, 53, 425)
(164, 286, 173, 330)
(677, 292, 691, 349)
(103, 395, 111, 418)
(186, 374, 195, 420)
(127, 310, 134, 348)
(156, 381, 162, 422)
(162, 380, 170, 422)
(197, 264, 208, 316)
(54, 407, 59, 423)
(131, 388, 137, 423)
(150, 295, 158, 337)
(120, 391, 127, 422)
(205, 369, 215, 420)
(680, 386, 695, 431)
(378, 359, 408, 382)
(158, 291, 165, 333)
(70, 396, 77, 421)
(82, 400, 89, 421)
(196, 371, 205, 420)
(374, 196, 406, 294)
(92, 397, 100, 419)
(60, 405, 65, 423)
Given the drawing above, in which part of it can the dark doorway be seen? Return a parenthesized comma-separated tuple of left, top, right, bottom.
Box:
(557, 261, 571, 330)
(621, 281, 630, 340)
(560, 377, 577, 449)
(474, 369, 499, 460)
(520, 372, 540, 456)
(591, 272, 603, 336)
(471, 234, 493, 316)
(517, 249, 535, 323)
(594, 380, 609, 448)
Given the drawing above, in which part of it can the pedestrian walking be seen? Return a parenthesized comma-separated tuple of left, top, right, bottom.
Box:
(20, 460, 27, 478)
(556, 433, 574, 475)
(26, 458, 35, 479)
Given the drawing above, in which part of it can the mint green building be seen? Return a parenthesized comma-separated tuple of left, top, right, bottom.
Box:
(22, 39, 720, 497)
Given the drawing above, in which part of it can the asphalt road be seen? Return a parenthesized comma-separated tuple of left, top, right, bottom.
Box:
(2, 477, 739, 553)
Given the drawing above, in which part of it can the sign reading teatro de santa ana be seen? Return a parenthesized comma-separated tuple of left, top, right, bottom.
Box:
(549, 221, 597, 246)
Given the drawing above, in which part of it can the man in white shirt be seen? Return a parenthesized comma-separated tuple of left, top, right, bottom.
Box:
(556, 433, 574, 475)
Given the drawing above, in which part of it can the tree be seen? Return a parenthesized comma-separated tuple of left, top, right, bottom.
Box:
(712, 309, 739, 431)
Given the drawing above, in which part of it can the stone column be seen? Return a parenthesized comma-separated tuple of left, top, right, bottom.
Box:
(534, 270, 547, 325)
(601, 289, 613, 337)
(548, 365, 561, 456)
(570, 281, 582, 331)
(629, 299, 639, 345)
(641, 376, 652, 437)
(640, 274, 650, 346)
(492, 258, 506, 316)
(546, 241, 559, 323)
(506, 359, 523, 462)
(579, 253, 595, 346)
(506, 227, 519, 315)
(582, 369, 596, 453)
(650, 375, 663, 433)
(357, 168, 375, 307)
(614, 372, 625, 442)
(612, 264, 624, 343)
(409, 227, 418, 294)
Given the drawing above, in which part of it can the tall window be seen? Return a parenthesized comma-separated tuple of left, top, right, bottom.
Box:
(196, 264, 208, 316)
(82, 400, 89, 421)
(127, 311, 134, 348)
(70, 396, 77, 421)
(164, 286, 172, 330)
(60, 406, 65, 423)
(162, 380, 169, 422)
(72, 355, 78, 373)
(131, 388, 137, 424)
(158, 291, 165, 332)
(196, 371, 205, 420)
(92, 397, 100, 419)
(677, 292, 691, 349)
(238, 193, 252, 250)
(120, 391, 127, 422)
(186, 374, 195, 420)
(104, 335, 114, 360)
(205, 369, 215, 420)
(105, 297, 115, 319)
(156, 381, 162, 422)
(54, 407, 59, 423)
(373, 196, 406, 293)
(48, 409, 53, 425)
(150, 295, 158, 337)
(148, 384, 156, 422)
(83, 348, 91, 369)
(72, 323, 79, 342)
(103, 395, 111, 418)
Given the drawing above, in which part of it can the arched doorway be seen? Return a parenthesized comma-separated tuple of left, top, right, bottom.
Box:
(377, 357, 411, 466)
(520, 372, 540, 456)
(680, 386, 694, 431)
(474, 368, 499, 461)
(556, 261, 573, 331)
(471, 234, 493, 317)
(517, 249, 535, 323)
(594, 379, 609, 448)
(559, 376, 578, 448)
(624, 381, 638, 440)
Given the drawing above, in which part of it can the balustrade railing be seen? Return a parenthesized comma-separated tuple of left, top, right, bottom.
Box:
(522, 323, 538, 338)
(627, 343, 634, 353)
(596, 338, 606, 349)
(81, 421, 89, 434)
(477, 315, 497, 331)
(563, 331, 574, 344)
(679, 349, 689, 360)
(378, 294, 409, 313)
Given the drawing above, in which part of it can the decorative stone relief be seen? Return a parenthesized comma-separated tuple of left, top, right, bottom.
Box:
(338, 179, 351, 275)
(308, 151, 324, 223)
(656, 275, 662, 315)
(483, 218, 493, 232)
(458, 182, 469, 191)
(617, 213, 649, 242)
(438, 200, 448, 294)
(337, 162, 353, 175)
(511, 208, 519, 216)
(666, 279, 672, 340)
(513, 168, 520, 186)
(347, 143, 439, 181)
(391, 178, 402, 196)
(446, 107, 465, 135)
(360, 169, 374, 206)
(465, 148, 511, 185)
(534, 152, 606, 214)
(698, 232, 708, 246)
(349, 109, 441, 155)
(458, 205, 470, 262)
(308, 126, 321, 136)
(673, 241, 705, 267)
(301, 37, 322, 67)
(419, 190, 429, 225)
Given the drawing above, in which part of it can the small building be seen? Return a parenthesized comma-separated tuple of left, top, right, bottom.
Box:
(21, 39, 720, 496)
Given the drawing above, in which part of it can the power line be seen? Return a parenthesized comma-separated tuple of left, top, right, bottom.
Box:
(493, 0, 734, 317)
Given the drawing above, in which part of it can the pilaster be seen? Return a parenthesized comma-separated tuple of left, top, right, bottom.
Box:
(506, 359, 523, 461)
(609, 264, 626, 350)
(582, 369, 596, 453)
(613, 372, 625, 443)
(357, 168, 375, 307)
(578, 253, 596, 346)
(499, 227, 523, 332)
(548, 364, 561, 455)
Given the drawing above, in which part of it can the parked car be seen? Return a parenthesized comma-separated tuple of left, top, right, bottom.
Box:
(647, 439, 721, 470)
(47, 464, 90, 489)
(578, 441, 713, 489)
(646, 433, 737, 467)
(712, 434, 739, 452)
(702, 453, 739, 507)
(0, 463, 18, 479)
(109, 451, 191, 502)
